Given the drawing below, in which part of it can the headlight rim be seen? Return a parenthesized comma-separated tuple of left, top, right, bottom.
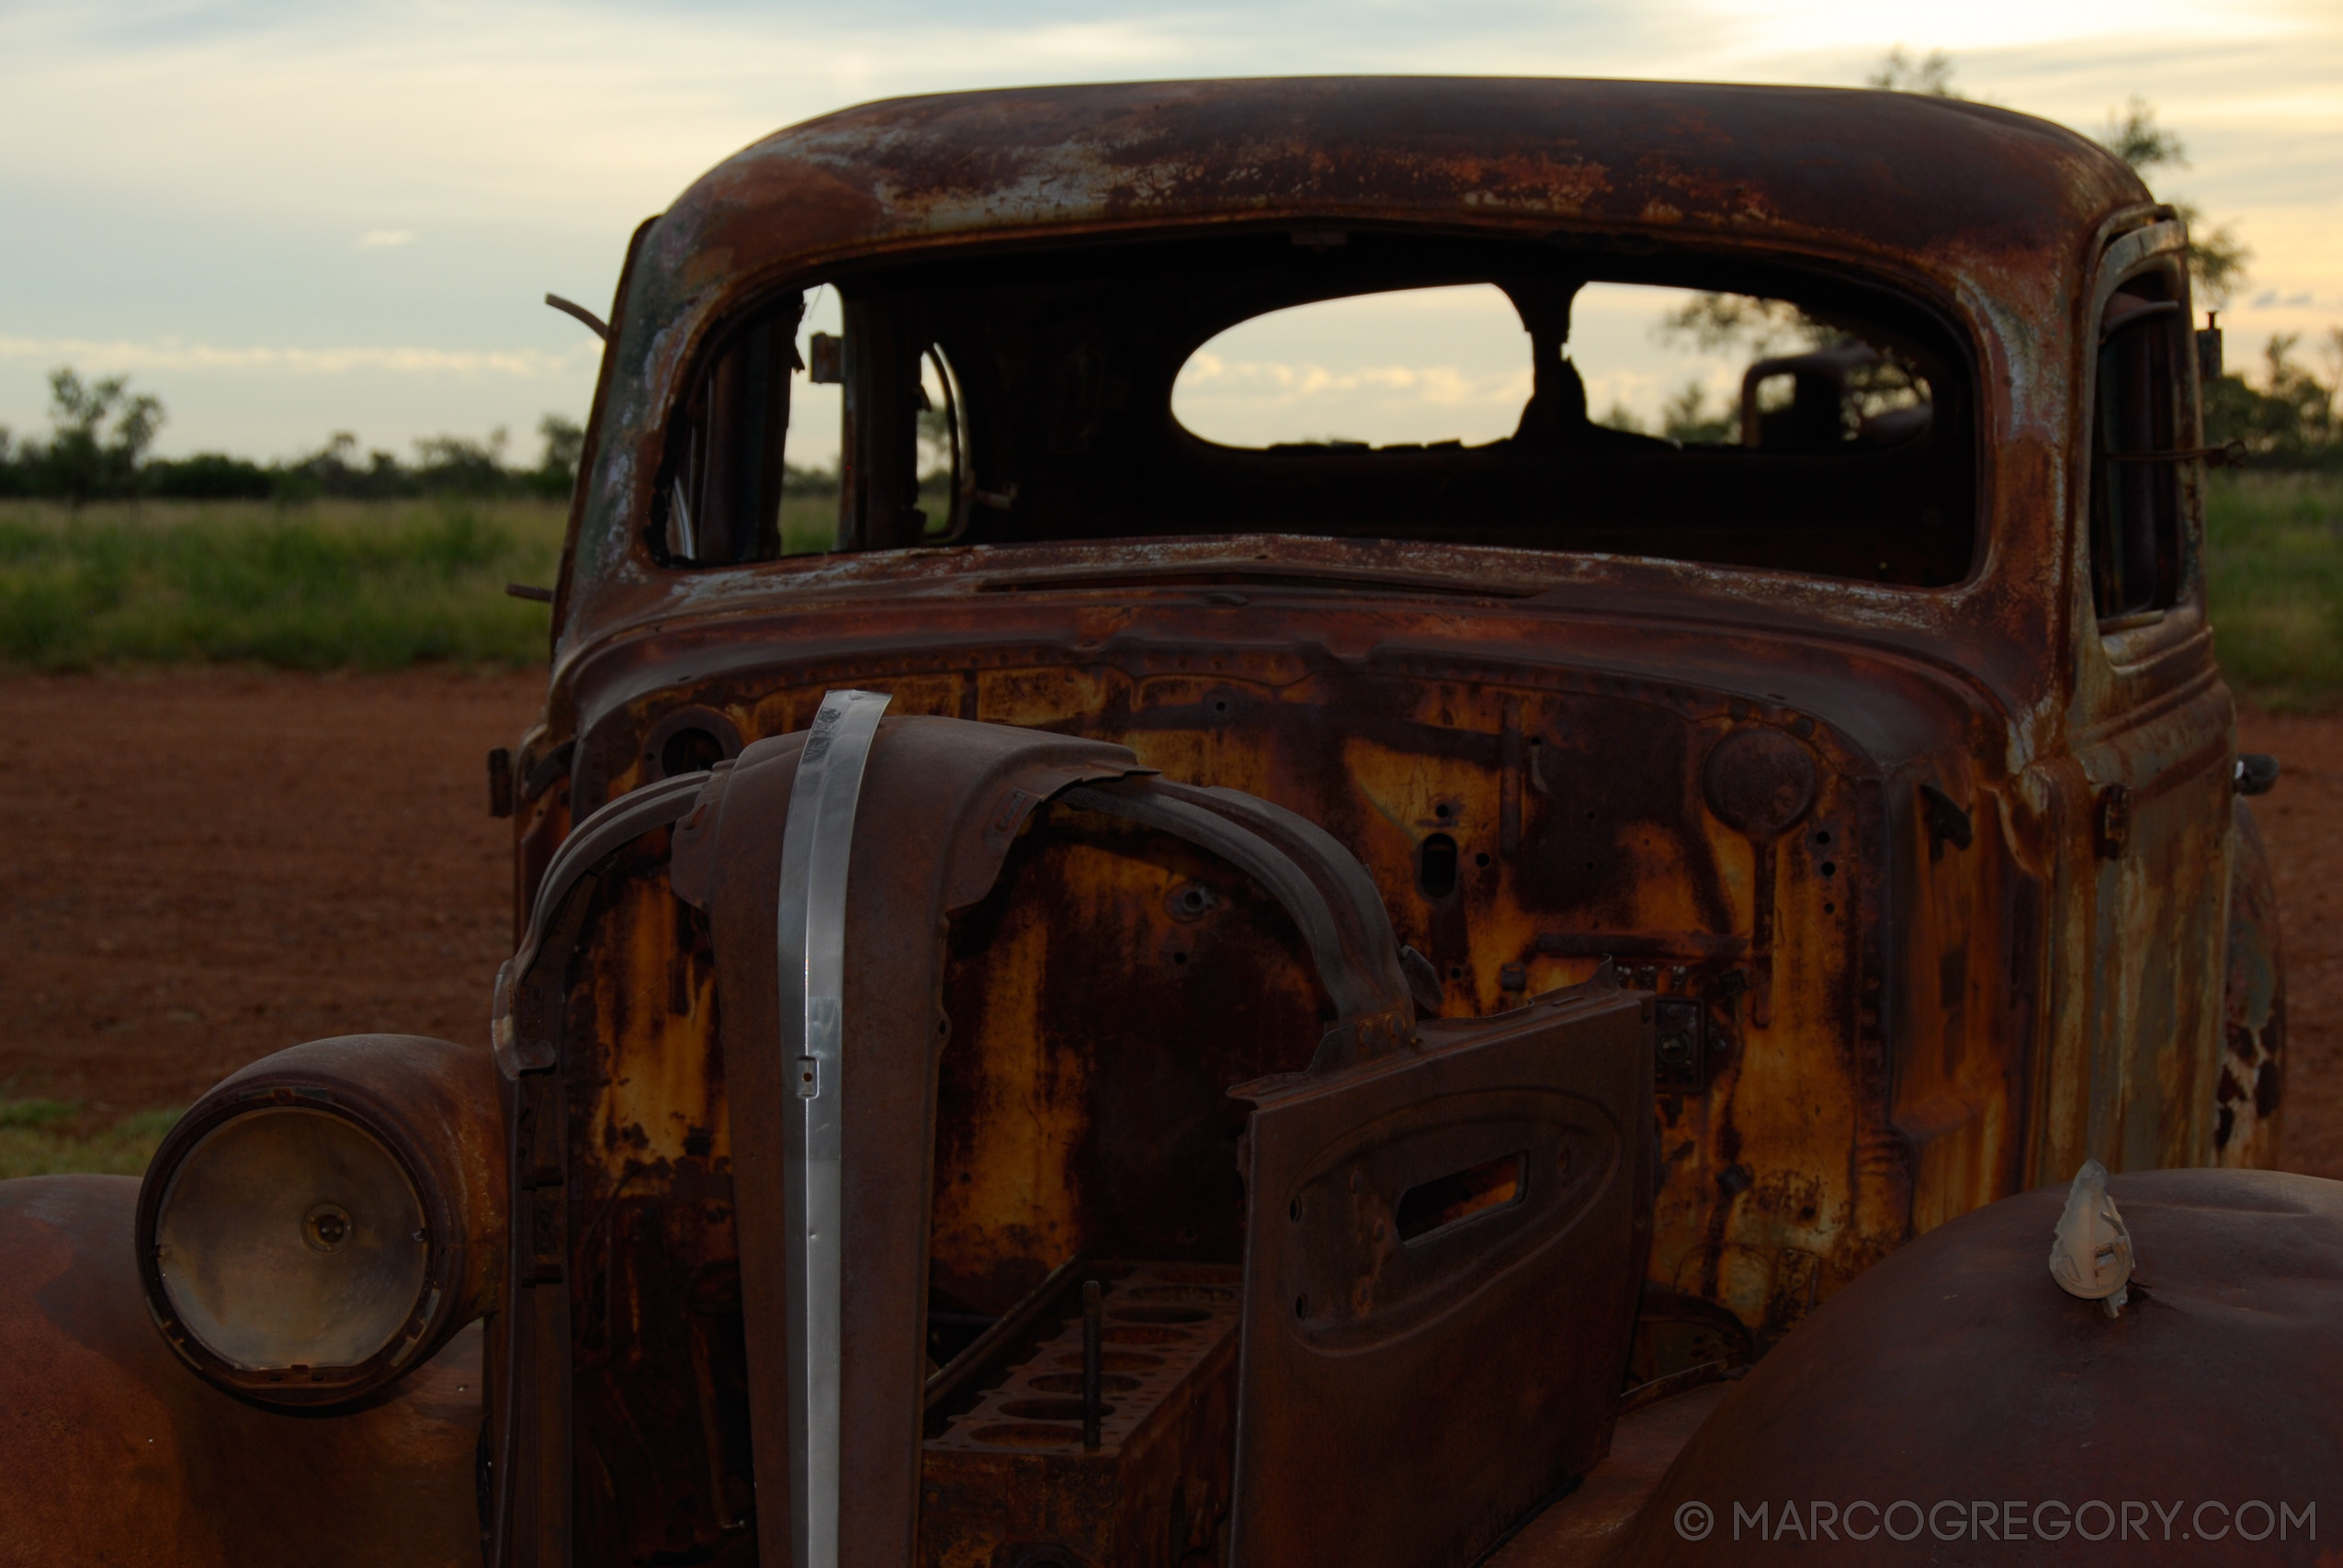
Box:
(135, 1072, 468, 1408)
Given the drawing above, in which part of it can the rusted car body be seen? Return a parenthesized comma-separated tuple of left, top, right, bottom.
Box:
(0, 77, 2313, 1568)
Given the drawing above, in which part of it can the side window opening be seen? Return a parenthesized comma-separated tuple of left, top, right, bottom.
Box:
(659, 295, 804, 566)
(2089, 282, 2190, 622)
(918, 347, 973, 544)
(832, 293, 976, 553)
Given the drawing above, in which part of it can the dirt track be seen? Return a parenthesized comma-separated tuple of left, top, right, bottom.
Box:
(0, 671, 2336, 1177)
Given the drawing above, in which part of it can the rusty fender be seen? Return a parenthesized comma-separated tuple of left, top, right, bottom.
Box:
(0, 1033, 504, 1567)
(1593, 1168, 2343, 1567)
(0, 1176, 483, 1568)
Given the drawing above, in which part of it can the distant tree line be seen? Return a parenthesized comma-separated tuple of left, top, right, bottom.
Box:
(1619, 54, 2343, 467)
(0, 368, 588, 506)
(1868, 52, 2341, 468)
(2205, 335, 2343, 467)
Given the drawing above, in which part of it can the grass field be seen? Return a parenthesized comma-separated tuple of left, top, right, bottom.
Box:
(0, 496, 567, 671)
(0, 475, 2335, 683)
(2205, 472, 2343, 713)
(0, 1098, 179, 1180)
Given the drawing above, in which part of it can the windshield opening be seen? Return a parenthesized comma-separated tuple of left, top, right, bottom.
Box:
(651, 229, 1975, 587)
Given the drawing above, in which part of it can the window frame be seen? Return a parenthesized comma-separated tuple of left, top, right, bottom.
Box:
(637, 221, 1990, 592)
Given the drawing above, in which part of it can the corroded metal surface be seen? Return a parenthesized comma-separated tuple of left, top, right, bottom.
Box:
(546, 633, 2036, 1372)
(1228, 979, 1651, 1567)
(2218, 800, 2285, 1166)
(562, 78, 2150, 647)
(514, 83, 2265, 1422)
(918, 1261, 1242, 1568)
(1592, 1168, 2343, 1566)
(489, 713, 1652, 1564)
(0, 1176, 481, 1568)
(474, 76, 2282, 1567)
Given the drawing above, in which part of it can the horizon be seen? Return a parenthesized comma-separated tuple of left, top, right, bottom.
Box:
(3, 0, 2337, 466)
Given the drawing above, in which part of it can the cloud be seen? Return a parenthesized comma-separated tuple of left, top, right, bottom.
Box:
(0, 334, 596, 378)
(1177, 352, 1531, 409)
(3, 0, 2337, 457)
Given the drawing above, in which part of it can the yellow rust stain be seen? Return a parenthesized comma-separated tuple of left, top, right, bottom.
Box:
(576, 655, 2234, 1352)
(929, 873, 1089, 1292)
(979, 666, 1123, 728)
(586, 871, 727, 1173)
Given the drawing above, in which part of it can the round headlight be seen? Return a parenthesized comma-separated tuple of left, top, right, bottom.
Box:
(136, 1034, 504, 1405)
(154, 1107, 432, 1371)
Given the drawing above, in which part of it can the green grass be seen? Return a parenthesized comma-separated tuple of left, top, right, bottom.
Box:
(0, 497, 566, 671)
(780, 491, 839, 556)
(2206, 472, 2343, 713)
(0, 481, 2334, 706)
(0, 1100, 182, 1179)
(775, 480, 943, 556)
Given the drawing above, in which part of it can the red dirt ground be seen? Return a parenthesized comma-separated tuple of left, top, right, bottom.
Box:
(0, 669, 538, 1117)
(0, 671, 2335, 1177)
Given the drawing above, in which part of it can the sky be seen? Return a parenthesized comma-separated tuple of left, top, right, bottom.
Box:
(1, 0, 2337, 468)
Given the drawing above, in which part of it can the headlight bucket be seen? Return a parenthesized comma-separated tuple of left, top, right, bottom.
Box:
(134, 1033, 506, 1406)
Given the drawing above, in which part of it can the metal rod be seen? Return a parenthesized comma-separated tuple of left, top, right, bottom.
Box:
(774, 688, 891, 1568)
(924, 1258, 1082, 1412)
(1081, 1280, 1104, 1451)
(542, 291, 609, 341)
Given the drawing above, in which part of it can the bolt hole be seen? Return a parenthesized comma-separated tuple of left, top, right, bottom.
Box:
(1474, 852, 1491, 867)
(1819, 861, 1837, 877)
(1448, 965, 1463, 980)
(1212, 699, 1228, 714)
(1434, 801, 1453, 819)
(1823, 901, 1835, 914)
(1288, 1198, 1301, 1223)
(660, 725, 726, 779)
(1294, 1294, 1308, 1319)
(1171, 951, 1188, 966)
(1815, 829, 1832, 845)
(1177, 1226, 1198, 1244)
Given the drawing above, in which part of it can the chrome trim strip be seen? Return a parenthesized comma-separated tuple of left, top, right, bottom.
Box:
(775, 688, 890, 1568)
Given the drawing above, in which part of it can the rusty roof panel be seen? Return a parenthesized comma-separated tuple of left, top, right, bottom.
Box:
(665, 78, 2145, 280)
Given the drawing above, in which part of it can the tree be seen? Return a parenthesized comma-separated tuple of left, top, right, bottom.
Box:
(41, 367, 164, 509)
(1660, 382, 1737, 445)
(2095, 98, 2250, 309)
(535, 413, 584, 499)
(2100, 96, 2185, 172)
(1865, 47, 1958, 97)
(413, 428, 510, 495)
(1655, 293, 1817, 360)
(2202, 331, 2343, 466)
